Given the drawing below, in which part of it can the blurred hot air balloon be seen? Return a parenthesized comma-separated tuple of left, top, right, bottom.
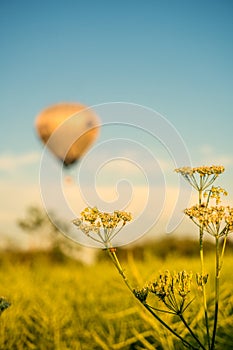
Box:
(35, 103, 100, 166)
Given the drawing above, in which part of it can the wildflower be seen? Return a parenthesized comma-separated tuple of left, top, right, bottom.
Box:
(72, 207, 132, 247)
(175, 165, 225, 191)
(176, 271, 193, 298)
(175, 166, 225, 176)
(184, 204, 233, 237)
(147, 270, 193, 314)
(148, 270, 172, 301)
(204, 186, 228, 205)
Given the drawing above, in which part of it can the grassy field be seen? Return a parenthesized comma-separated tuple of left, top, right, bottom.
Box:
(0, 243, 233, 349)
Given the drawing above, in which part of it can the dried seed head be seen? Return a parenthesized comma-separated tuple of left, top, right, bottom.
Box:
(196, 273, 209, 289)
(133, 287, 148, 303)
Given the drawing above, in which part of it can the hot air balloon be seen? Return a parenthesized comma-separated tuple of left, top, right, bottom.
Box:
(35, 103, 99, 166)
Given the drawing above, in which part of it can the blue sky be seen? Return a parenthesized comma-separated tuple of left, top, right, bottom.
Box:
(0, 0, 233, 247)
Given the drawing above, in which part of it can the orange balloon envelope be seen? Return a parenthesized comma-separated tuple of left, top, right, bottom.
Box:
(35, 103, 99, 166)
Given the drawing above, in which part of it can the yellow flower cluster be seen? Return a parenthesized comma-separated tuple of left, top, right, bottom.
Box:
(134, 271, 193, 314)
(148, 270, 172, 300)
(176, 271, 193, 298)
(175, 166, 225, 176)
(204, 186, 228, 205)
(194, 166, 224, 176)
(148, 270, 192, 300)
(184, 204, 233, 237)
(175, 165, 225, 191)
(133, 271, 193, 314)
(72, 207, 132, 246)
(225, 206, 233, 231)
(79, 207, 132, 228)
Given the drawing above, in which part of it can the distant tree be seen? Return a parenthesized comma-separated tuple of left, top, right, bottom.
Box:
(17, 206, 80, 258)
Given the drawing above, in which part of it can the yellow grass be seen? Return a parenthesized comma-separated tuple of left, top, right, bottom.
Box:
(0, 248, 232, 349)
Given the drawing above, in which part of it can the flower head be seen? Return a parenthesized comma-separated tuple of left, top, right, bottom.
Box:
(204, 186, 228, 205)
(72, 207, 132, 247)
(175, 166, 225, 176)
(184, 204, 233, 237)
(175, 165, 225, 191)
(147, 270, 193, 313)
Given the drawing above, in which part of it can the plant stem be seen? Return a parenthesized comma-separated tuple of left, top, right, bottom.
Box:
(219, 233, 227, 271)
(179, 314, 205, 350)
(199, 189, 211, 350)
(107, 249, 198, 350)
(143, 303, 199, 350)
(107, 249, 134, 293)
(199, 232, 210, 349)
(211, 237, 220, 350)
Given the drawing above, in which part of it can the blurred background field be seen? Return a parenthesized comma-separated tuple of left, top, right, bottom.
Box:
(0, 238, 232, 350)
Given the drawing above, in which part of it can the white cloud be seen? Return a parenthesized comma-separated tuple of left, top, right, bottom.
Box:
(0, 152, 41, 171)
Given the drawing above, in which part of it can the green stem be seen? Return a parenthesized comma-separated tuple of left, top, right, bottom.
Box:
(143, 303, 199, 349)
(107, 249, 134, 293)
(179, 314, 205, 350)
(107, 249, 197, 349)
(211, 237, 220, 350)
(199, 189, 211, 350)
(219, 233, 228, 271)
(199, 232, 210, 350)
